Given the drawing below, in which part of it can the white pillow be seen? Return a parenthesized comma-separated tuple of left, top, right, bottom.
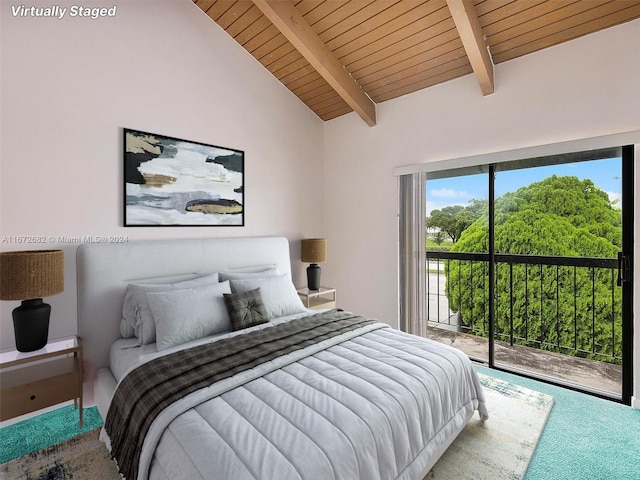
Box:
(230, 274, 305, 319)
(146, 281, 232, 351)
(121, 273, 220, 344)
(219, 267, 279, 282)
(120, 318, 136, 338)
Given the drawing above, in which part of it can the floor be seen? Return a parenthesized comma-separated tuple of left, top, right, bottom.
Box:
(429, 327, 622, 397)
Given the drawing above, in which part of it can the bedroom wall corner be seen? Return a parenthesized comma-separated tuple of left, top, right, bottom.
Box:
(0, 0, 325, 350)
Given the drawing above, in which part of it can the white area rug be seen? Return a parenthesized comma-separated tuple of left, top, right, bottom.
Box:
(428, 373, 554, 480)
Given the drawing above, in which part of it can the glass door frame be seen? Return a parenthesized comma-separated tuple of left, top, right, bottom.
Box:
(483, 150, 634, 405)
(620, 146, 634, 405)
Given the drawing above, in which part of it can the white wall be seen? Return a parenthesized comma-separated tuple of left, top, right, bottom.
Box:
(0, 0, 324, 348)
(323, 20, 640, 399)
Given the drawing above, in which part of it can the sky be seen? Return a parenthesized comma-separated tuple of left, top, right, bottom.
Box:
(426, 158, 622, 215)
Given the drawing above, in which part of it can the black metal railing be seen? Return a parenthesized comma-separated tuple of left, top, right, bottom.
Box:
(426, 251, 622, 364)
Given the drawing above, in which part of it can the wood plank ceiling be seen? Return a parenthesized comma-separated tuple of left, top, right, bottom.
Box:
(194, 0, 640, 126)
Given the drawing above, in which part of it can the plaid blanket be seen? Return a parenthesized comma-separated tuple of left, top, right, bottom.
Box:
(105, 309, 376, 480)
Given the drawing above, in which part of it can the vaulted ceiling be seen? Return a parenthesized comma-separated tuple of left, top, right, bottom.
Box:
(194, 0, 640, 126)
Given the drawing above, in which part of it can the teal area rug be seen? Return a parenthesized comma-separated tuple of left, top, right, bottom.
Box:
(0, 405, 103, 464)
(476, 366, 640, 480)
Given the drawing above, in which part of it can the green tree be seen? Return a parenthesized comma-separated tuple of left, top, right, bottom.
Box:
(446, 175, 622, 363)
(433, 231, 446, 245)
(426, 199, 487, 243)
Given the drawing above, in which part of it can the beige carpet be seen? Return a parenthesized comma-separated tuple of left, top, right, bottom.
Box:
(0, 373, 552, 480)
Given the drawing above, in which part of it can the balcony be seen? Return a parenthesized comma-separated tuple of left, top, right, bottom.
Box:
(425, 251, 622, 397)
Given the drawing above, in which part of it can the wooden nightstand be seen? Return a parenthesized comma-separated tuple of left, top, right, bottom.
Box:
(297, 287, 337, 310)
(0, 336, 83, 427)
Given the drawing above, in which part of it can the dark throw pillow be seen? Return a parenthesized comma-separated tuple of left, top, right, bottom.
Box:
(223, 288, 269, 331)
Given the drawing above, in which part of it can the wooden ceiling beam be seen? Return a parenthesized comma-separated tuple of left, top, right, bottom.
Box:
(446, 0, 494, 95)
(252, 0, 376, 126)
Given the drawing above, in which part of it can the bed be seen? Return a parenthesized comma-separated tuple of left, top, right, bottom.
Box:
(77, 236, 487, 480)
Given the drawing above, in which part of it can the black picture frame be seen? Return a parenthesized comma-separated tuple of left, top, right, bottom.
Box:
(124, 128, 244, 226)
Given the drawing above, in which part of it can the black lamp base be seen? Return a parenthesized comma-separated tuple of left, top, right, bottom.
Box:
(307, 263, 321, 291)
(13, 299, 50, 352)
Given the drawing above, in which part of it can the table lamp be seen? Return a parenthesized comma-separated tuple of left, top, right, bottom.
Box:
(301, 238, 326, 291)
(0, 250, 64, 352)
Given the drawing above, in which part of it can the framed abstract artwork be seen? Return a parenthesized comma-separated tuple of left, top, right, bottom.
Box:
(124, 129, 244, 226)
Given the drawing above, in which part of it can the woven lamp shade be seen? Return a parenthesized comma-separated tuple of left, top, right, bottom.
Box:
(0, 250, 64, 300)
(301, 239, 326, 263)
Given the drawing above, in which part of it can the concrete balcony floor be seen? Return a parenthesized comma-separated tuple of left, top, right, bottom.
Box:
(428, 325, 622, 397)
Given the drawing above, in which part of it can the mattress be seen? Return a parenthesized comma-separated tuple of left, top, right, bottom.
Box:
(102, 310, 487, 480)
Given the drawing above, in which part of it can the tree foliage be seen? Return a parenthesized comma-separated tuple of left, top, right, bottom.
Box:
(433, 231, 446, 245)
(446, 175, 622, 364)
(426, 199, 487, 242)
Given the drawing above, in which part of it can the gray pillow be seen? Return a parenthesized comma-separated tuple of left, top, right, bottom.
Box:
(121, 273, 220, 345)
(146, 281, 232, 351)
(223, 288, 269, 331)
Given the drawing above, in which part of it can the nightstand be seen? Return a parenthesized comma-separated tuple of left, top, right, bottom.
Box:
(297, 287, 337, 310)
(0, 336, 83, 427)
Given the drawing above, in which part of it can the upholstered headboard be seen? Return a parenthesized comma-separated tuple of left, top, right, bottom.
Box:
(77, 236, 293, 386)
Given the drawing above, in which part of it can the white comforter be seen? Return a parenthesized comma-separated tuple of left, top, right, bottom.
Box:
(106, 320, 487, 480)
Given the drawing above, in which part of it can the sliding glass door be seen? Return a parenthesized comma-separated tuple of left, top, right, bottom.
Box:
(425, 171, 489, 363)
(422, 147, 634, 403)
